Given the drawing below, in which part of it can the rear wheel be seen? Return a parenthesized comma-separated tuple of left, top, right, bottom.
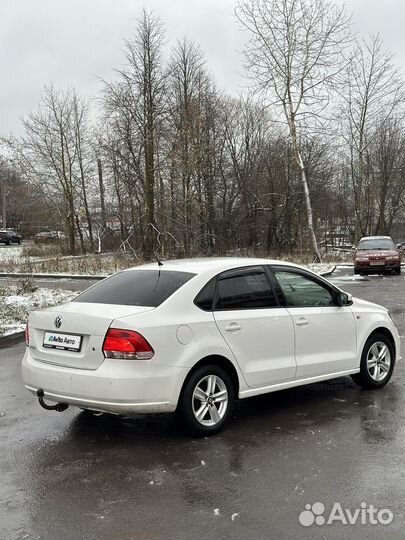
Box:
(177, 365, 234, 436)
(395, 266, 401, 275)
(352, 333, 395, 389)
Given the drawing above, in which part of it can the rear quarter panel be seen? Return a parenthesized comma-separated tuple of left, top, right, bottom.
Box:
(113, 303, 250, 393)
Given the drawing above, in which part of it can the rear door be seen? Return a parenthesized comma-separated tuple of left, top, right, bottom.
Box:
(270, 266, 357, 378)
(213, 266, 296, 388)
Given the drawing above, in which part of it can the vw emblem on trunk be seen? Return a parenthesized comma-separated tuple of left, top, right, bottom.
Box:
(54, 316, 63, 329)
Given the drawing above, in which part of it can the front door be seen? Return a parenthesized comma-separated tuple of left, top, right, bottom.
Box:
(271, 267, 357, 379)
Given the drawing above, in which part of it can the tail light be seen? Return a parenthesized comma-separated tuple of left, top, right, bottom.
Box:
(25, 322, 29, 347)
(102, 328, 154, 360)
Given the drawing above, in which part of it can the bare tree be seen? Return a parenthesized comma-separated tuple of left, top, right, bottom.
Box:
(21, 87, 79, 253)
(104, 10, 167, 257)
(20, 87, 97, 254)
(338, 35, 404, 238)
(368, 118, 405, 235)
(168, 38, 209, 254)
(72, 92, 95, 252)
(236, 0, 351, 260)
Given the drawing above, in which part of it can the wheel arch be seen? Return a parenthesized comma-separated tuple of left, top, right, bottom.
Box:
(365, 327, 396, 359)
(178, 354, 240, 404)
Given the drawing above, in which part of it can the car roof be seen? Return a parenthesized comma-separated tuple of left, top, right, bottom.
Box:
(124, 257, 303, 276)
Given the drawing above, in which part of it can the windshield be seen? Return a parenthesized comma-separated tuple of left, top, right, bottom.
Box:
(73, 270, 195, 307)
(357, 238, 396, 251)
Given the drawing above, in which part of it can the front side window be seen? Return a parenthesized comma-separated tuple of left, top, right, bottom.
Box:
(274, 270, 335, 307)
(73, 270, 195, 307)
(215, 270, 277, 310)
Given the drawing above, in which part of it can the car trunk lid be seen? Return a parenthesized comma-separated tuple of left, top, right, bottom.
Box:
(28, 303, 154, 370)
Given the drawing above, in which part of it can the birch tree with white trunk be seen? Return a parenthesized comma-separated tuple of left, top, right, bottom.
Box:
(236, 0, 351, 261)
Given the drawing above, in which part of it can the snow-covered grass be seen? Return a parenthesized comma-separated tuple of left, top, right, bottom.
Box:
(0, 285, 77, 336)
(0, 243, 140, 275)
(304, 263, 336, 275)
(0, 245, 24, 263)
(0, 242, 349, 277)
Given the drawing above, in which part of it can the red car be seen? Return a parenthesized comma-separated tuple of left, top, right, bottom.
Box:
(354, 236, 401, 275)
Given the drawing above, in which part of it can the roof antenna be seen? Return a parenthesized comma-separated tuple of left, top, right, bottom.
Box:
(149, 224, 164, 266)
(153, 251, 163, 266)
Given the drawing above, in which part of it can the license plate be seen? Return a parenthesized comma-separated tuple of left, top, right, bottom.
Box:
(43, 331, 82, 352)
(370, 261, 385, 266)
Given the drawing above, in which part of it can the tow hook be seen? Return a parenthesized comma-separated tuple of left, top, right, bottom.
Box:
(36, 389, 69, 412)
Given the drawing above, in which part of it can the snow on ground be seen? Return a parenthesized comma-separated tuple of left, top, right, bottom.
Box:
(0, 287, 77, 336)
(0, 245, 24, 263)
(304, 263, 336, 275)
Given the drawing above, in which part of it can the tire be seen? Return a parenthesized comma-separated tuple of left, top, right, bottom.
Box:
(5, 240, 10, 246)
(351, 333, 395, 389)
(177, 364, 234, 436)
(395, 266, 401, 275)
(354, 268, 359, 275)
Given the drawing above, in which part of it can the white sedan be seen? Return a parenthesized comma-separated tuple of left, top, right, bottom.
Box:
(22, 258, 400, 435)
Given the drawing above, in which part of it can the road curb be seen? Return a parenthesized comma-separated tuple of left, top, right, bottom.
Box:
(0, 331, 25, 349)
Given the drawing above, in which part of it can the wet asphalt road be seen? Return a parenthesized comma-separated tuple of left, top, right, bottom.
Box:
(1, 268, 404, 540)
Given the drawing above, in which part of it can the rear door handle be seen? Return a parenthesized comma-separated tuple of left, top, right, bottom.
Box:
(225, 323, 241, 332)
(295, 317, 309, 327)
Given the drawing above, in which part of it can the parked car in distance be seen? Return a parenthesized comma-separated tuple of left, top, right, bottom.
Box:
(22, 258, 400, 435)
(0, 229, 22, 245)
(34, 230, 65, 243)
(354, 236, 401, 275)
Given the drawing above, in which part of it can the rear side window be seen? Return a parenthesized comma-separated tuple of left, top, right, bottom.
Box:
(215, 271, 277, 310)
(194, 278, 216, 311)
(73, 270, 195, 307)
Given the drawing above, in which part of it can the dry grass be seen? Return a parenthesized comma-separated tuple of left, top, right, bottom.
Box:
(0, 241, 352, 276)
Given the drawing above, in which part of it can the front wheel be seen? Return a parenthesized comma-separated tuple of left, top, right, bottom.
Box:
(352, 333, 395, 389)
(177, 365, 234, 436)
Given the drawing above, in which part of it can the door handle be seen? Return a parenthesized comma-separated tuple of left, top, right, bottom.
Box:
(225, 323, 241, 332)
(295, 317, 309, 327)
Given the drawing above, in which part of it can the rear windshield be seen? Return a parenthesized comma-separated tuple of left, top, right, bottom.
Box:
(357, 238, 396, 250)
(73, 270, 195, 307)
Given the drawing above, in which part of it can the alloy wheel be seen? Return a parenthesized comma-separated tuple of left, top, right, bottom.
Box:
(367, 341, 391, 382)
(192, 375, 228, 427)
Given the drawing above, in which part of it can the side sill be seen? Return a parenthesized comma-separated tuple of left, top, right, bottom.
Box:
(238, 369, 360, 399)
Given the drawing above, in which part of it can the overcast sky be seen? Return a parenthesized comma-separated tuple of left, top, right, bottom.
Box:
(1, 0, 404, 136)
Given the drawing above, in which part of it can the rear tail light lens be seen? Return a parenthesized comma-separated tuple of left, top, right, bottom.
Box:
(102, 328, 154, 360)
(25, 322, 29, 347)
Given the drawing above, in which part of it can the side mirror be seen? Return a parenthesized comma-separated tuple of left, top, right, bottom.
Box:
(337, 292, 353, 306)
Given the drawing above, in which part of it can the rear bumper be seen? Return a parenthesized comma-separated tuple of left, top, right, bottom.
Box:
(22, 348, 188, 414)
